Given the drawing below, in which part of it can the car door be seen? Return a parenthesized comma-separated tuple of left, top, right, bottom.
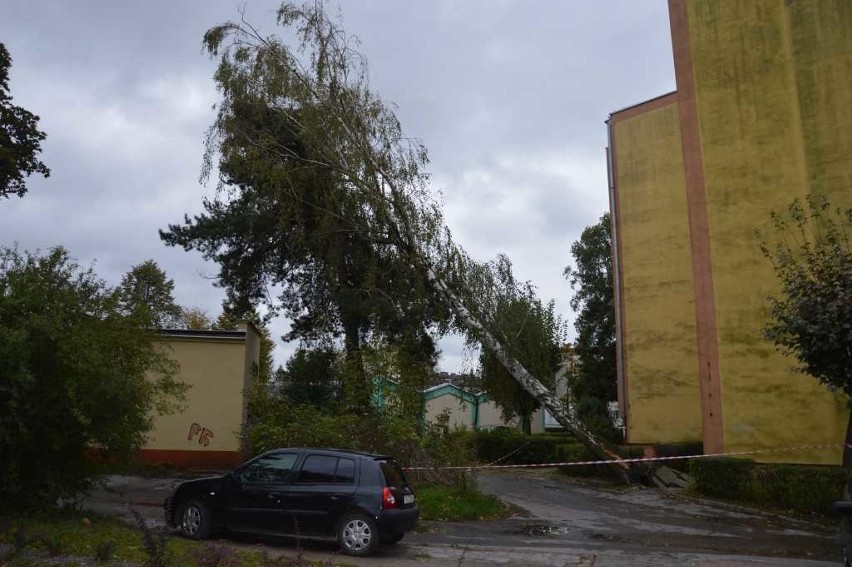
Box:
(220, 451, 300, 533)
(286, 454, 358, 534)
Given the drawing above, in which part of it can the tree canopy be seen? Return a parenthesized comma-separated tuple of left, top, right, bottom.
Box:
(162, 1, 651, 483)
(0, 43, 49, 199)
(118, 259, 183, 328)
(0, 247, 185, 510)
(761, 196, 852, 394)
(564, 213, 618, 439)
(477, 257, 564, 434)
(761, 196, 852, 464)
(161, 5, 449, 412)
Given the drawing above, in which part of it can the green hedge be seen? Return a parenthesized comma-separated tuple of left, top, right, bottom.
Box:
(689, 457, 849, 515)
(471, 430, 578, 464)
(470, 430, 650, 480)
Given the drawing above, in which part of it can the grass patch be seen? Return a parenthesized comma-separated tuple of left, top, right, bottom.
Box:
(417, 485, 509, 521)
(0, 511, 197, 565)
(0, 510, 344, 566)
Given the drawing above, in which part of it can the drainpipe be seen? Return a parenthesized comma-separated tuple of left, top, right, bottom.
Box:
(606, 118, 628, 432)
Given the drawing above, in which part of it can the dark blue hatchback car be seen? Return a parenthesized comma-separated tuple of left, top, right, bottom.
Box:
(164, 448, 419, 556)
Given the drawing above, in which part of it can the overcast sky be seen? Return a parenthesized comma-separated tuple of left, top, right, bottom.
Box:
(0, 1, 674, 372)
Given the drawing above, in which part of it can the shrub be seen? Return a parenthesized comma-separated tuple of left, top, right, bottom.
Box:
(471, 429, 577, 464)
(417, 484, 507, 521)
(0, 247, 185, 512)
(689, 457, 848, 515)
(689, 458, 755, 500)
(244, 382, 475, 488)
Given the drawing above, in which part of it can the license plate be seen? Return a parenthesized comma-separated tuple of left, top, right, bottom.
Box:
(403, 494, 415, 505)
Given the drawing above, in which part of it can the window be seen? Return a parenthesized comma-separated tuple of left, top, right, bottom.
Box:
(335, 458, 356, 484)
(298, 455, 337, 483)
(379, 460, 408, 488)
(297, 455, 357, 484)
(239, 453, 298, 484)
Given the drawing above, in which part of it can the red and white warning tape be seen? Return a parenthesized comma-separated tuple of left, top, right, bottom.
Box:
(404, 443, 844, 471)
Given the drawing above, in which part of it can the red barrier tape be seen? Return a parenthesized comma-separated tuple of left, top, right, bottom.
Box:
(404, 443, 844, 471)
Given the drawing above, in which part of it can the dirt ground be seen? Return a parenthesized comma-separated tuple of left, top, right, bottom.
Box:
(82, 469, 843, 566)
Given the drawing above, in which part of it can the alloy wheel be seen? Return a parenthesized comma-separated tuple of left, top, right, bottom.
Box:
(342, 518, 373, 552)
(181, 505, 202, 536)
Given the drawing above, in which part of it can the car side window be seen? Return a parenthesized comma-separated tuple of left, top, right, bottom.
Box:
(335, 458, 356, 484)
(297, 455, 338, 484)
(239, 453, 298, 484)
(297, 455, 356, 484)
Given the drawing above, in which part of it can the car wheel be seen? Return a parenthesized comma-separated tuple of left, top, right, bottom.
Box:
(381, 533, 404, 545)
(177, 500, 212, 540)
(337, 513, 378, 556)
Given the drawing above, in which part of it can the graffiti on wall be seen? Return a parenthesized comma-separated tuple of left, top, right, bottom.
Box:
(187, 422, 214, 447)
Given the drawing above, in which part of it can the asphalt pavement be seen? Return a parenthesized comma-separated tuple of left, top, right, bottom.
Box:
(82, 469, 843, 566)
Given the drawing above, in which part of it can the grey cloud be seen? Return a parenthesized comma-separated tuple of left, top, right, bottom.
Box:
(0, 1, 675, 371)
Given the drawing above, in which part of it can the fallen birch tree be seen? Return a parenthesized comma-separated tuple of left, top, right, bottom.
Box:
(165, 1, 663, 486)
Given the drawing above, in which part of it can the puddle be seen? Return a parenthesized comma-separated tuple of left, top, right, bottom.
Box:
(508, 523, 572, 536)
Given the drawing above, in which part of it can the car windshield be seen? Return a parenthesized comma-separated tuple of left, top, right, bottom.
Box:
(378, 460, 409, 488)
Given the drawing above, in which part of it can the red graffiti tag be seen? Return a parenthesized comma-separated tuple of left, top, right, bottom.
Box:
(187, 422, 214, 446)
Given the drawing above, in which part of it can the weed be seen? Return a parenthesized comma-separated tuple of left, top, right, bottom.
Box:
(193, 542, 240, 567)
(37, 532, 66, 556)
(417, 484, 508, 521)
(11, 525, 28, 553)
(94, 540, 116, 562)
(130, 506, 169, 567)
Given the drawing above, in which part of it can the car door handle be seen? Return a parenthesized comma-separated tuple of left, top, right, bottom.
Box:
(330, 495, 340, 501)
(267, 492, 284, 499)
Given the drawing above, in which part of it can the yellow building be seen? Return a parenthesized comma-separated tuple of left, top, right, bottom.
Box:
(139, 321, 261, 469)
(609, 0, 851, 464)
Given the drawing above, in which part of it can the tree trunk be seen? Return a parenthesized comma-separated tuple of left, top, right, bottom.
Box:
(520, 414, 531, 436)
(341, 316, 370, 414)
(426, 267, 662, 486)
(844, 399, 852, 468)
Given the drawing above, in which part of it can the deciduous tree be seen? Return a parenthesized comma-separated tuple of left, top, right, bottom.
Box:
(118, 259, 183, 328)
(761, 196, 852, 465)
(478, 258, 564, 434)
(163, 1, 655, 483)
(0, 43, 49, 198)
(564, 213, 619, 439)
(0, 247, 184, 510)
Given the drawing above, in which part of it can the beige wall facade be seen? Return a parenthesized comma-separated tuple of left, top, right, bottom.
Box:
(140, 322, 260, 469)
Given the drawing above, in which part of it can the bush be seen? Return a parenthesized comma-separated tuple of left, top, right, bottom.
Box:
(417, 484, 507, 521)
(689, 458, 848, 515)
(244, 382, 475, 488)
(471, 429, 577, 464)
(0, 247, 185, 512)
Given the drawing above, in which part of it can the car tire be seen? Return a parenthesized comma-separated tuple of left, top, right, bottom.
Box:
(176, 500, 212, 540)
(337, 512, 378, 556)
(381, 533, 404, 545)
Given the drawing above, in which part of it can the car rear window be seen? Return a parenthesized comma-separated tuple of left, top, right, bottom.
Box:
(378, 460, 409, 488)
(298, 455, 357, 484)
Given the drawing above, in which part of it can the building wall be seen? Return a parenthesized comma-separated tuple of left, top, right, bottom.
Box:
(609, 97, 702, 444)
(476, 400, 513, 430)
(682, 0, 849, 463)
(140, 326, 260, 469)
(424, 393, 474, 429)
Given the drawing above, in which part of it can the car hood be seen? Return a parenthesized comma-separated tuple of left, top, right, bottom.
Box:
(175, 474, 227, 494)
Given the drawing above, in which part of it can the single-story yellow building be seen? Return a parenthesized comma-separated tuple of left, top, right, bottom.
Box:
(139, 321, 260, 469)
